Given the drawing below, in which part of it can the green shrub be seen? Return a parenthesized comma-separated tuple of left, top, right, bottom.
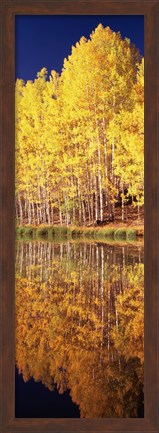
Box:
(16, 226, 23, 239)
(83, 228, 94, 237)
(47, 226, 55, 239)
(16, 226, 35, 238)
(70, 227, 83, 237)
(16, 226, 23, 235)
(24, 226, 35, 237)
(104, 228, 115, 238)
(126, 229, 137, 241)
(35, 227, 49, 239)
(89, 227, 115, 239)
(114, 228, 127, 240)
(50, 225, 71, 238)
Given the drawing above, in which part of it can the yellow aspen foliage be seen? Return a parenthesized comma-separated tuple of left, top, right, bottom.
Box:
(15, 24, 144, 225)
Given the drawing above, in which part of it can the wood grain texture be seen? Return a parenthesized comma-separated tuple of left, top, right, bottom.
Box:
(0, 0, 155, 14)
(0, 0, 159, 432)
(144, 2, 158, 429)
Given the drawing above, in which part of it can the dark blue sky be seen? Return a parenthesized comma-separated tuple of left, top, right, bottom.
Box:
(15, 15, 144, 81)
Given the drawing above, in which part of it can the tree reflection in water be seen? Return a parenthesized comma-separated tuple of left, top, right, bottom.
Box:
(15, 240, 144, 418)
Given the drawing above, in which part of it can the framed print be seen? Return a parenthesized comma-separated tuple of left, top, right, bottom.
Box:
(14, 12, 146, 420)
(0, 0, 159, 432)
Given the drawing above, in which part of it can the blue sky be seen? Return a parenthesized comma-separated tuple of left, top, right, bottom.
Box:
(15, 15, 144, 81)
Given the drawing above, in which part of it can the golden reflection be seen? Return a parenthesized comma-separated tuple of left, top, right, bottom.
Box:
(16, 241, 144, 417)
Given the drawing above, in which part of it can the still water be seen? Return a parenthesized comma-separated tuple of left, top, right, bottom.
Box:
(15, 239, 144, 418)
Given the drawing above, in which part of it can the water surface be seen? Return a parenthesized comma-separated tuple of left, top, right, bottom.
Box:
(15, 239, 144, 418)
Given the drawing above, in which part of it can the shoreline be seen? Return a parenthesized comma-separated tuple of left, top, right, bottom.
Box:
(16, 223, 144, 242)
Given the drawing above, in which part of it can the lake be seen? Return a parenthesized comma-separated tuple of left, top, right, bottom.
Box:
(15, 238, 144, 418)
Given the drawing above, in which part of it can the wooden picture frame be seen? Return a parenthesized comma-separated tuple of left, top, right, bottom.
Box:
(0, 0, 158, 432)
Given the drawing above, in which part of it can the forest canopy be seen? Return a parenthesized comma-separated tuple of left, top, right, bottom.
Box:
(15, 24, 144, 227)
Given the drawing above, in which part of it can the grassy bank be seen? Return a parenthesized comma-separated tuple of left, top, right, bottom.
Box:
(16, 223, 144, 242)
